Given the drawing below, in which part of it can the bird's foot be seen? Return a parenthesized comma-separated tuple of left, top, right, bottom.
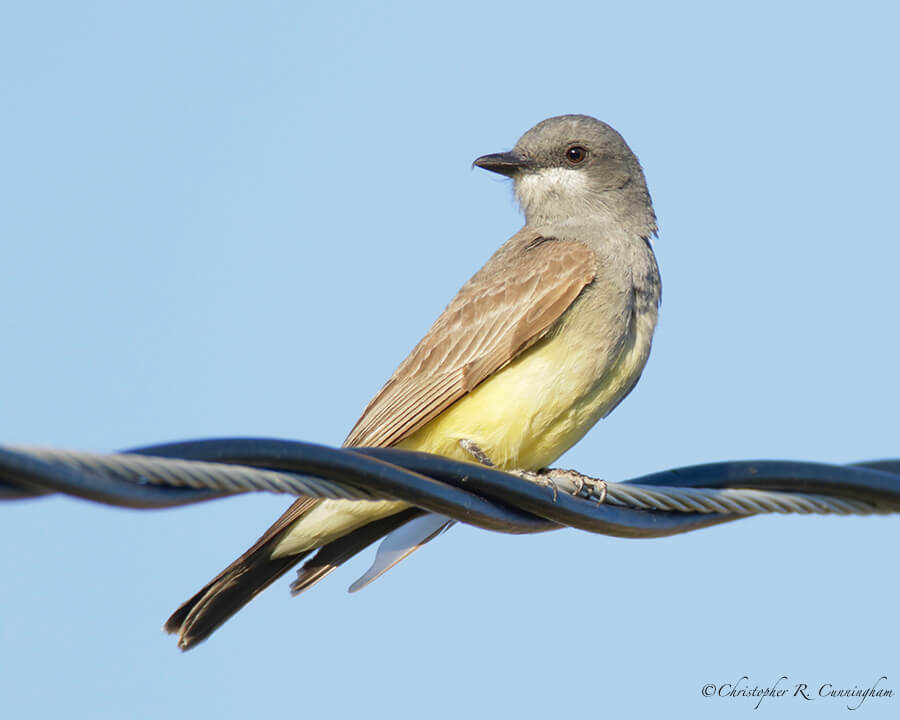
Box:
(547, 468, 608, 504)
(457, 440, 606, 505)
(508, 468, 560, 502)
(511, 468, 607, 505)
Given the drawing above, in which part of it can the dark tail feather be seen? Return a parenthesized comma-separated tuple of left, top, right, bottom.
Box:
(166, 501, 426, 650)
(164, 549, 314, 650)
(165, 497, 320, 651)
(290, 508, 424, 595)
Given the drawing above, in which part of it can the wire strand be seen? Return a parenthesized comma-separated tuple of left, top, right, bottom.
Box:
(2, 439, 899, 540)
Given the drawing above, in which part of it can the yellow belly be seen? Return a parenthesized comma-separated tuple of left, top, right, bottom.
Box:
(273, 300, 652, 557)
(395, 319, 645, 471)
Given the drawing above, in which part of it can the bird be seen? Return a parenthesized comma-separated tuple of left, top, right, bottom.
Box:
(165, 114, 661, 650)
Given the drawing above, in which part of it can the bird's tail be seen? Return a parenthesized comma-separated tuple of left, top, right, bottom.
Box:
(164, 499, 427, 651)
(164, 549, 313, 651)
(164, 496, 322, 650)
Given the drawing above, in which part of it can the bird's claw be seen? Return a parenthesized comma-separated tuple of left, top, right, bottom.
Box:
(581, 475, 608, 505)
(527, 468, 608, 505)
(549, 468, 607, 504)
(508, 468, 560, 502)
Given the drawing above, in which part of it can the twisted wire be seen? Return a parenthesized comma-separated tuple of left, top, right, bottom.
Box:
(2, 441, 898, 537)
(19, 446, 384, 501)
(604, 484, 884, 515)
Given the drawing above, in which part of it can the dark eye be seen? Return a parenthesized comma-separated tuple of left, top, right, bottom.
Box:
(565, 145, 587, 164)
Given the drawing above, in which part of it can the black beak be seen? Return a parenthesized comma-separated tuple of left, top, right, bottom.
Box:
(472, 150, 534, 177)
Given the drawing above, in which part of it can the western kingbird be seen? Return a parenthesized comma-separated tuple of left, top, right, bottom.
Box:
(166, 114, 661, 649)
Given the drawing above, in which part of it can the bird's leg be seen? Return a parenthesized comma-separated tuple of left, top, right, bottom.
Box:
(458, 439, 496, 467)
(457, 439, 606, 504)
(458, 439, 556, 498)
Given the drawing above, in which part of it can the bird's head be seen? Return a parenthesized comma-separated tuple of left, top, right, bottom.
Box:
(474, 114, 656, 234)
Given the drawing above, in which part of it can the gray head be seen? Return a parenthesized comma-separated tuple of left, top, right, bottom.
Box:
(474, 115, 657, 235)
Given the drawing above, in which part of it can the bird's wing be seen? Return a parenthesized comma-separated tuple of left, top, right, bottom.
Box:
(344, 231, 596, 448)
(296, 233, 595, 593)
(165, 232, 595, 649)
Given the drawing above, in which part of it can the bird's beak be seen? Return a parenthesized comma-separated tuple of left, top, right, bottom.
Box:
(472, 151, 534, 177)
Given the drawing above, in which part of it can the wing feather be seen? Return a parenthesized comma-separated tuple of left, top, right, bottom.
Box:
(167, 231, 597, 646)
(344, 231, 596, 449)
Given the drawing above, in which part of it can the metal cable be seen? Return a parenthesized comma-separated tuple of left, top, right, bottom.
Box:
(2, 439, 899, 540)
(11, 446, 385, 501)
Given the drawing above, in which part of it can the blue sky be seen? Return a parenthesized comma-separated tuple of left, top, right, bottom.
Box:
(2, 2, 899, 718)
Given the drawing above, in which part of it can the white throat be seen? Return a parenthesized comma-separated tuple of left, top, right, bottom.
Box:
(514, 167, 597, 224)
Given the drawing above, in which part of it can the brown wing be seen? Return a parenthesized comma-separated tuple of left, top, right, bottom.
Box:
(165, 231, 595, 649)
(344, 231, 596, 448)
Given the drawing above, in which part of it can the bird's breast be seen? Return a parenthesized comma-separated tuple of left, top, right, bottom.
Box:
(395, 281, 656, 471)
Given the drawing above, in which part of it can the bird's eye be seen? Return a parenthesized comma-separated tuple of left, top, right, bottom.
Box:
(565, 145, 588, 164)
